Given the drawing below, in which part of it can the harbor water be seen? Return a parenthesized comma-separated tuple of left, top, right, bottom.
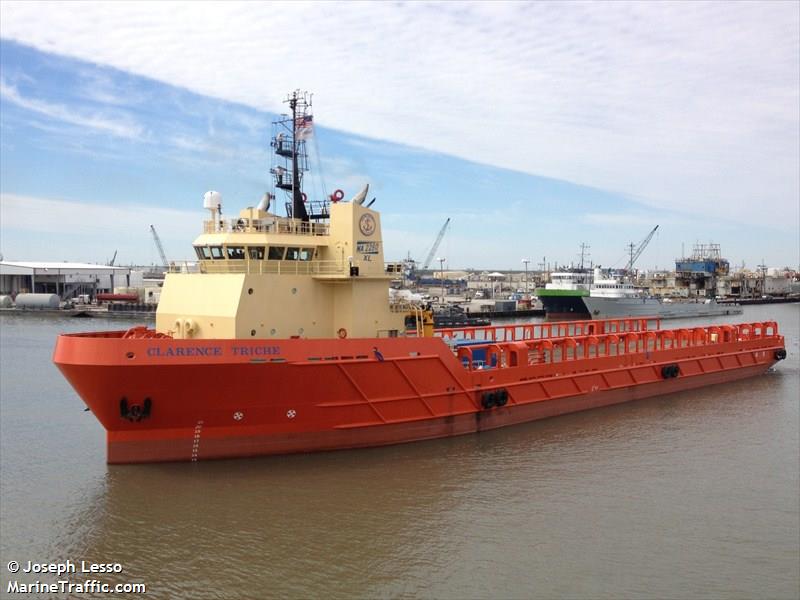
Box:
(1, 305, 798, 599)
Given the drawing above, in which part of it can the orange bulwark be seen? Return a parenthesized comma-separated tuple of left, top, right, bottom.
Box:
(53, 317, 786, 464)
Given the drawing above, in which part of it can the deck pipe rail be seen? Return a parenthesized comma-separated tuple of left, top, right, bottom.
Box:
(455, 320, 781, 371)
(435, 316, 662, 343)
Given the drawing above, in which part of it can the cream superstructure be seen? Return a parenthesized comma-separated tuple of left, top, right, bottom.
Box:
(157, 200, 407, 340)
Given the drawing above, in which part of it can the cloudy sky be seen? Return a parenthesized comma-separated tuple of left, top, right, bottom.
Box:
(1, 1, 798, 270)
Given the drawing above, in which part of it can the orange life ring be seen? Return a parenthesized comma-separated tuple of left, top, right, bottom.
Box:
(337, 328, 347, 339)
(331, 189, 344, 203)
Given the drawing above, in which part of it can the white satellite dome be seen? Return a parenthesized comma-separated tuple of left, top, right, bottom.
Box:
(203, 190, 222, 210)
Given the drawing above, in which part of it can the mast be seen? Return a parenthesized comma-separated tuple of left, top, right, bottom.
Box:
(271, 90, 313, 222)
(288, 92, 309, 222)
(578, 243, 590, 270)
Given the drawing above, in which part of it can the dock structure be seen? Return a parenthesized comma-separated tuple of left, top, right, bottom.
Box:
(675, 243, 730, 297)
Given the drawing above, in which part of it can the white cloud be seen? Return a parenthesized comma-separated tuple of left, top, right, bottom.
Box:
(0, 193, 202, 243)
(0, 78, 144, 140)
(582, 213, 667, 228)
(0, 0, 798, 232)
(74, 68, 151, 107)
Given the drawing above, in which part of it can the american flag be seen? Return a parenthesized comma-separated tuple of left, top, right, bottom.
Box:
(295, 115, 313, 140)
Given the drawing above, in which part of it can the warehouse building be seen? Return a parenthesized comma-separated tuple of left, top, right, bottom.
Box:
(0, 261, 141, 299)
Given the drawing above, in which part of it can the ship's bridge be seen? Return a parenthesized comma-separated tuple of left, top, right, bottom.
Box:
(158, 201, 408, 340)
(185, 206, 396, 279)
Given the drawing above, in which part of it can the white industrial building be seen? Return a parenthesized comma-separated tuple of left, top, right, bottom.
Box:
(0, 261, 142, 299)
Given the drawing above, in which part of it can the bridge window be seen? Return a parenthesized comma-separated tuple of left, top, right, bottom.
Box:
(227, 246, 245, 260)
(299, 248, 313, 261)
(194, 246, 211, 260)
(210, 246, 224, 259)
(286, 247, 300, 261)
(248, 246, 265, 260)
(268, 246, 285, 260)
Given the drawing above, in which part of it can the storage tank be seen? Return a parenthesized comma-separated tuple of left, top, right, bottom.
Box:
(97, 293, 140, 303)
(0, 295, 13, 308)
(114, 287, 145, 301)
(15, 293, 60, 309)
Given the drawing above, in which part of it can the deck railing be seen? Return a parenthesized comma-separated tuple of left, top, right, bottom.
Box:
(452, 320, 781, 371)
(434, 317, 661, 343)
(168, 259, 347, 275)
(168, 259, 405, 277)
(203, 219, 329, 236)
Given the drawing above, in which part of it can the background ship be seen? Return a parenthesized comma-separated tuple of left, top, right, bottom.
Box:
(535, 243, 593, 318)
(582, 268, 742, 319)
(538, 232, 743, 320)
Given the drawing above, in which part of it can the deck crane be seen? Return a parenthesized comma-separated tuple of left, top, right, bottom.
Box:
(149, 225, 169, 268)
(625, 225, 659, 273)
(422, 218, 450, 270)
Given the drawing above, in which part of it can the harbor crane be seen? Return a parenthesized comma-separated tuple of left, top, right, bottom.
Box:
(422, 218, 451, 270)
(150, 225, 169, 268)
(625, 225, 659, 273)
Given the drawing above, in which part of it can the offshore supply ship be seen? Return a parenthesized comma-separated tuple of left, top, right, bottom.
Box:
(53, 92, 787, 464)
(535, 242, 594, 319)
(535, 268, 592, 318)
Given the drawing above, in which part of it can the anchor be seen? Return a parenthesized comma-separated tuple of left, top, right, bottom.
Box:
(120, 397, 152, 422)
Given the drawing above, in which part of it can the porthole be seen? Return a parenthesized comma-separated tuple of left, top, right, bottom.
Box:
(248, 288, 254, 295)
(250, 329, 256, 336)
(126, 351, 135, 359)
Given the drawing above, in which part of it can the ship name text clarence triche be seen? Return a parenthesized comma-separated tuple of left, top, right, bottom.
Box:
(145, 345, 281, 358)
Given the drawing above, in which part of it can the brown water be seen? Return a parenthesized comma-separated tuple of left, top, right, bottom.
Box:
(1, 305, 798, 599)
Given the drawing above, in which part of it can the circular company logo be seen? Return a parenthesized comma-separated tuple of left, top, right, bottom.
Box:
(359, 213, 376, 236)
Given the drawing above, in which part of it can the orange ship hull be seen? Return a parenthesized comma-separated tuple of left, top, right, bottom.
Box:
(53, 318, 786, 464)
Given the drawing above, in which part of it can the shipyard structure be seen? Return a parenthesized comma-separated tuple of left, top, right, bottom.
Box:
(1, 238, 798, 317)
(1, 255, 798, 318)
